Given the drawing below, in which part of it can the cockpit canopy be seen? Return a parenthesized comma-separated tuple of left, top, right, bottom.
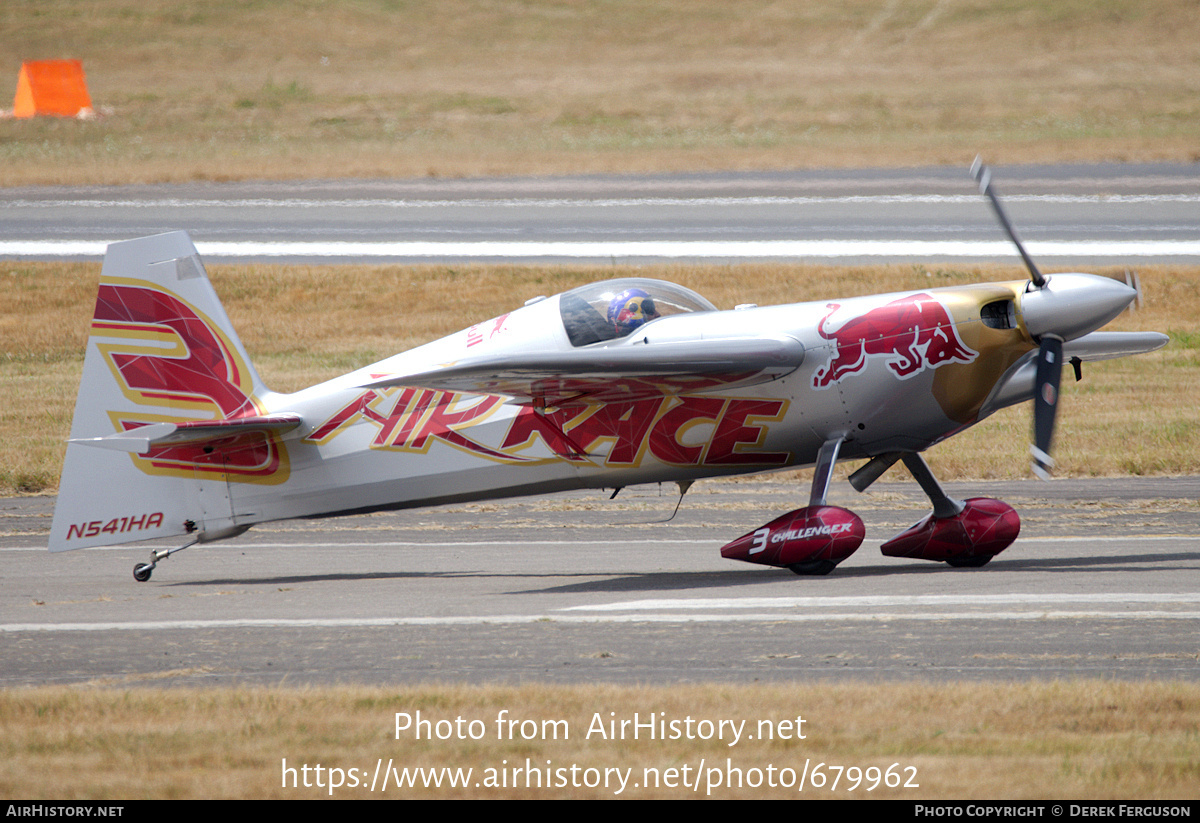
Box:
(559, 278, 717, 347)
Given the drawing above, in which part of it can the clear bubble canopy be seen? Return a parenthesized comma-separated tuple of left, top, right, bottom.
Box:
(558, 277, 717, 347)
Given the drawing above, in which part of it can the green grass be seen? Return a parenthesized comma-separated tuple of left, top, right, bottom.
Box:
(1, 0, 1197, 185)
(3, 681, 1198, 799)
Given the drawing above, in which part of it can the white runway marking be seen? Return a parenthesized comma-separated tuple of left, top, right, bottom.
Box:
(3, 539, 712, 552)
(5, 593, 1198, 633)
(564, 592, 1200, 610)
(3, 193, 1199, 209)
(4, 239, 1200, 260)
(4, 612, 1199, 633)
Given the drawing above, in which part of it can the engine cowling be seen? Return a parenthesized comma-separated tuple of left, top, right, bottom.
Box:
(721, 505, 865, 575)
(880, 497, 1020, 567)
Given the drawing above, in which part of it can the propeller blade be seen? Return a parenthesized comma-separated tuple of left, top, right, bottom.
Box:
(1031, 334, 1064, 479)
(970, 156, 1047, 289)
(1124, 268, 1143, 312)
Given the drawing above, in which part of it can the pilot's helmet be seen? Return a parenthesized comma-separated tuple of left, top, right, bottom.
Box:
(608, 288, 660, 333)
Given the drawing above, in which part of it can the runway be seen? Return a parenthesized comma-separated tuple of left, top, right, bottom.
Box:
(4, 477, 1198, 685)
(2, 163, 1199, 264)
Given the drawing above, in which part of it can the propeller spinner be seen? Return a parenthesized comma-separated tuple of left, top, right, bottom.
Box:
(971, 158, 1137, 478)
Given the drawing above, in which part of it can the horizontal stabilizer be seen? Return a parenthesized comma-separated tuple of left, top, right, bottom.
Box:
(360, 336, 804, 405)
(71, 414, 303, 454)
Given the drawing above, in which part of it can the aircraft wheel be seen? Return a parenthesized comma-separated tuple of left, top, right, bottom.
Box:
(133, 563, 154, 582)
(946, 555, 991, 568)
(787, 559, 838, 576)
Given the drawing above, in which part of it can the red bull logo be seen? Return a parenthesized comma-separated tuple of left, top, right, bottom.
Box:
(812, 292, 978, 389)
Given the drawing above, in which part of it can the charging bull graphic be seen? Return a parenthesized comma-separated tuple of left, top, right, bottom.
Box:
(812, 293, 978, 389)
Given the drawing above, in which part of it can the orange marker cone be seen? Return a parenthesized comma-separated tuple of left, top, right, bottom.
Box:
(13, 60, 93, 118)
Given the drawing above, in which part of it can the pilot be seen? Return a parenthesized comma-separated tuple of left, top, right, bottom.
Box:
(607, 288, 661, 334)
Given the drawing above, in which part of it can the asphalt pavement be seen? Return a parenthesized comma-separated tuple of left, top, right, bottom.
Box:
(4, 476, 1197, 686)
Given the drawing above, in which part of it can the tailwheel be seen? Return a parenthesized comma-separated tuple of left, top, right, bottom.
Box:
(131, 536, 199, 582)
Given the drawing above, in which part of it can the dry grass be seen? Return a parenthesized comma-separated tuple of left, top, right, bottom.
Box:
(2, 681, 1197, 799)
(1, 0, 1198, 185)
(2, 261, 1195, 496)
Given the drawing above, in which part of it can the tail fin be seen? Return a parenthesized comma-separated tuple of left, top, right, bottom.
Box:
(49, 232, 292, 552)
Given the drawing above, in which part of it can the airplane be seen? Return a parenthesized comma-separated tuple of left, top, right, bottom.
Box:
(48, 161, 1168, 580)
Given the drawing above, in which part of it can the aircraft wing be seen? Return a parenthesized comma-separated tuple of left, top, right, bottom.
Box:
(71, 414, 303, 454)
(980, 331, 1168, 417)
(361, 335, 805, 405)
(1061, 330, 1170, 362)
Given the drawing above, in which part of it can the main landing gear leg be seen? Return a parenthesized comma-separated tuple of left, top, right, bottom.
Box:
(900, 453, 965, 519)
(876, 452, 1020, 567)
(133, 537, 198, 582)
(807, 438, 843, 508)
